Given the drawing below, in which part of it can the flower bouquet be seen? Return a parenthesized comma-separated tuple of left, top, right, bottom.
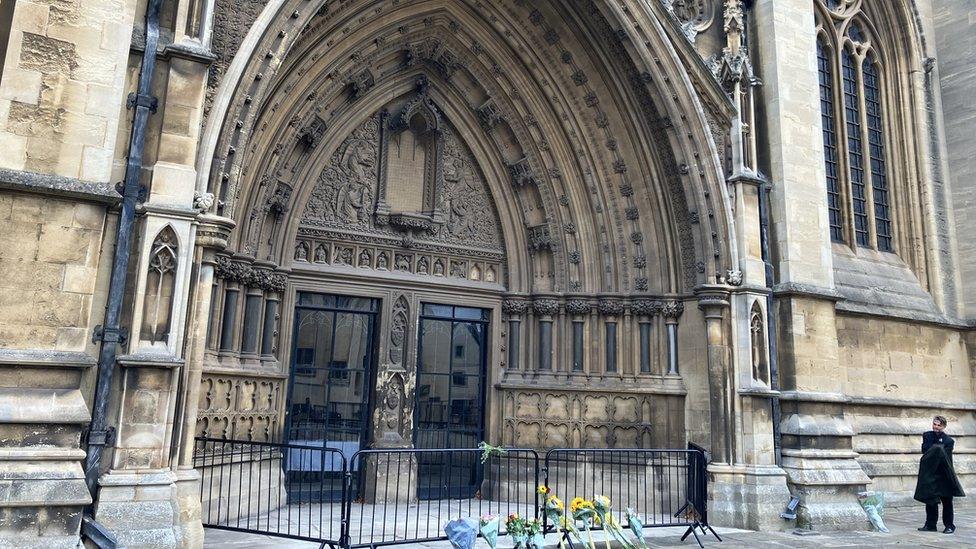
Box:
(505, 513, 529, 549)
(527, 517, 545, 549)
(592, 496, 635, 549)
(480, 514, 500, 549)
(445, 517, 479, 549)
(625, 509, 648, 549)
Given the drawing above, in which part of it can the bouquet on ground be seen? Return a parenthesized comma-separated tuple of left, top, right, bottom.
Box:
(505, 513, 529, 549)
(480, 514, 500, 549)
(592, 495, 635, 549)
(569, 497, 598, 549)
(540, 486, 581, 549)
(625, 508, 649, 549)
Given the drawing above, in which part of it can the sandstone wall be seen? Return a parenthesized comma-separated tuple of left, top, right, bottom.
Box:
(0, 190, 112, 547)
(933, 2, 976, 319)
(836, 313, 975, 506)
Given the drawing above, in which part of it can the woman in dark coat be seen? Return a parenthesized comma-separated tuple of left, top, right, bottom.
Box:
(915, 416, 965, 534)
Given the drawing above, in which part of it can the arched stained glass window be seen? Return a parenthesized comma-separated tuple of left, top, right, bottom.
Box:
(815, 5, 896, 254)
(863, 55, 892, 251)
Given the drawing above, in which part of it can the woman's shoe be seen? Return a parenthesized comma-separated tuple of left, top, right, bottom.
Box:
(943, 526, 955, 534)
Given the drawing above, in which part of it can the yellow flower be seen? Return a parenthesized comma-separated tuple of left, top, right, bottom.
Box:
(538, 485, 551, 495)
(570, 497, 587, 513)
(548, 495, 565, 510)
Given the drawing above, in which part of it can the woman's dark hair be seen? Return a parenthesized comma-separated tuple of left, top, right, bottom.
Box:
(934, 415, 948, 427)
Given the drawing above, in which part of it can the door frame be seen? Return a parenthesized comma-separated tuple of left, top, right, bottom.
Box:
(283, 292, 380, 449)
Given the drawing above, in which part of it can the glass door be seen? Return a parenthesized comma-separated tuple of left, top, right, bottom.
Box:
(286, 292, 378, 500)
(414, 303, 489, 499)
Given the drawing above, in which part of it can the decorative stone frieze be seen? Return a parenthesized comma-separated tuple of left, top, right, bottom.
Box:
(662, 300, 685, 320)
(532, 298, 560, 317)
(565, 298, 592, 316)
(527, 225, 554, 252)
(502, 298, 530, 316)
(598, 298, 624, 316)
(631, 298, 662, 317)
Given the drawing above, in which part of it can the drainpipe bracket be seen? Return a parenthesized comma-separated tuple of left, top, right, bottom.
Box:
(92, 325, 129, 346)
(83, 426, 117, 447)
(126, 92, 158, 113)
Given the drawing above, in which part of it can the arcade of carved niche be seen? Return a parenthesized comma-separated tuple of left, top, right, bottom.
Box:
(195, 0, 737, 456)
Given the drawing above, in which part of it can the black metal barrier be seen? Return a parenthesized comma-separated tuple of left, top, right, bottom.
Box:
(193, 438, 717, 548)
(193, 437, 347, 548)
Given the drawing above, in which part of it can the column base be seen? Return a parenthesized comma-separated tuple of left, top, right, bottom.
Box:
(708, 463, 794, 531)
(174, 467, 205, 549)
(0, 458, 90, 548)
(94, 469, 183, 548)
(780, 449, 871, 531)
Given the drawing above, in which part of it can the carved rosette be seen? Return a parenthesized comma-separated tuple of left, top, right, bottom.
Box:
(502, 298, 529, 317)
(662, 300, 685, 322)
(631, 298, 662, 317)
(532, 298, 560, 319)
(598, 298, 624, 317)
(565, 298, 592, 317)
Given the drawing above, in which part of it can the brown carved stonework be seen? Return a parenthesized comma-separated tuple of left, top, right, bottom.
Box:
(196, 374, 281, 442)
(500, 389, 683, 449)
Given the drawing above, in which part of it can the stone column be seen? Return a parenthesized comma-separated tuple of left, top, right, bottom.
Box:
(501, 298, 528, 373)
(565, 298, 591, 373)
(533, 298, 560, 371)
(662, 300, 684, 376)
(364, 293, 416, 503)
(752, 0, 869, 531)
(696, 289, 731, 464)
(173, 214, 234, 547)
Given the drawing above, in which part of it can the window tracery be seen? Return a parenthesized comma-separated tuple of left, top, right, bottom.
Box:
(142, 227, 178, 345)
(815, 3, 896, 253)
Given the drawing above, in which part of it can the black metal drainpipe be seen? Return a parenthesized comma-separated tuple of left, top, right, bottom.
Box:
(757, 177, 782, 467)
(81, 0, 162, 545)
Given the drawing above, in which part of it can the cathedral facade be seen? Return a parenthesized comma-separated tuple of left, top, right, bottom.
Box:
(0, 0, 973, 546)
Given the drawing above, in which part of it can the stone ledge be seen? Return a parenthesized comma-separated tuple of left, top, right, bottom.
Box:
(0, 388, 90, 423)
(772, 282, 844, 302)
(496, 380, 687, 395)
(0, 168, 118, 204)
(780, 390, 976, 411)
(118, 352, 184, 369)
(0, 349, 96, 368)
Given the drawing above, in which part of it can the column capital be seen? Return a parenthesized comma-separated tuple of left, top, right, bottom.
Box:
(194, 214, 236, 253)
(695, 284, 731, 317)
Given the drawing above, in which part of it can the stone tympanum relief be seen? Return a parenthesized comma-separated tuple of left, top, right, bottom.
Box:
(297, 84, 505, 284)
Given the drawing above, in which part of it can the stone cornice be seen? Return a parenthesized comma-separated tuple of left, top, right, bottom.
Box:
(0, 349, 97, 368)
(0, 167, 118, 205)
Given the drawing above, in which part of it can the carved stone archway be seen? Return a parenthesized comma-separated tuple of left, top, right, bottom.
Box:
(190, 0, 741, 458)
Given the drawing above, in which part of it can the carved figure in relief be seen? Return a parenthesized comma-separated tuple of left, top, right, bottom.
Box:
(433, 258, 444, 276)
(358, 248, 372, 267)
(417, 256, 429, 274)
(295, 241, 309, 261)
(377, 252, 389, 270)
(314, 243, 328, 263)
(335, 139, 376, 223)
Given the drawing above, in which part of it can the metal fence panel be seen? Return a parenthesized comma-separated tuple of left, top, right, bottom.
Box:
(192, 439, 710, 548)
(344, 448, 540, 548)
(543, 448, 707, 531)
(194, 437, 348, 547)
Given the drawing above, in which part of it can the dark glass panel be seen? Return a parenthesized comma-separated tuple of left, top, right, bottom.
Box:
(843, 49, 870, 246)
(863, 56, 893, 252)
(818, 39, 844, 242)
